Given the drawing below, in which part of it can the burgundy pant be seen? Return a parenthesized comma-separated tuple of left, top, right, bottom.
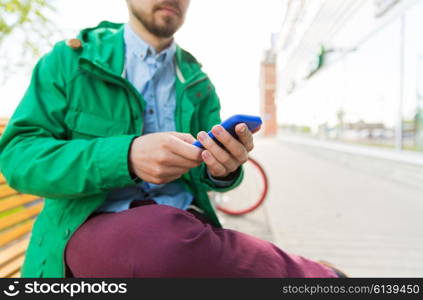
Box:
(65, 201, 337, 278)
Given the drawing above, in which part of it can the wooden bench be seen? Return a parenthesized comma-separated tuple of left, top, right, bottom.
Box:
(0, 120, 43, 278)
(0, 119, 7, 135)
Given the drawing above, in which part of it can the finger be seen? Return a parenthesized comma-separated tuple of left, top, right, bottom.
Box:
(168, 132, 196, 144)
(142, 173, 183, 185)
(151, 165, 189, 177)
(144, 165, 189, 178)
(165, 135, 203, 162)
(158, 151, 202, 169)
(201, 150, 227, 177)
(197, 131, 239, 173)
(132, 164, 187, 184)
(235, 123, 254, 152)
(210, 125, 249, 164)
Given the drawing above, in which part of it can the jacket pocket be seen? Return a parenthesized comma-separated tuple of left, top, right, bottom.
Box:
(64, 109, 130, 139)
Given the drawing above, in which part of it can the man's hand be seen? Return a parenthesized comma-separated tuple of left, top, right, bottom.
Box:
(197, 123, 260, 179)
(129, 132, 203, 184)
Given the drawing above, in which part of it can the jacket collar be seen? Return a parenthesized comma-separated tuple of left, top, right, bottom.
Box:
(77, 21, 205, 84)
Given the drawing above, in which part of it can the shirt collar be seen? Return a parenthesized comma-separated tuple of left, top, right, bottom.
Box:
(124, 23, 176, 65)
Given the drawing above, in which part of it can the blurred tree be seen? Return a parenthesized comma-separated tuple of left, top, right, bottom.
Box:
(0, 0, 57, 83)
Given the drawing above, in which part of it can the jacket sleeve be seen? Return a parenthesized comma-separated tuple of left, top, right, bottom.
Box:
(0, 44, 137, 200)
(196, 82, 244, 192)
(206, 168, 237, 187)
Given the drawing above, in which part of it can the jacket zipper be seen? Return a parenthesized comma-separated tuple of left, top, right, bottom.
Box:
(185, 76, 208, 89)
(176, 75, 208, 131)
(176, 75, 209, 198)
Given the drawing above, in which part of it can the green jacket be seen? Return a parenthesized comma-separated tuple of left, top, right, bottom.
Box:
(0, 21, 243, 278)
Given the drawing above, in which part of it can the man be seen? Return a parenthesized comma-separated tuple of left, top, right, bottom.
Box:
(0, 0, 342, 277)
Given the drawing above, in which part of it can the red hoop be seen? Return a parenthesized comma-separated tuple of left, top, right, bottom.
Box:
(216, 157, 268, 215)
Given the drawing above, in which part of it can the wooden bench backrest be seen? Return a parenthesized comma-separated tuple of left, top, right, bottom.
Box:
(0, 118, 7, 135)
(0, 119, 43, 278)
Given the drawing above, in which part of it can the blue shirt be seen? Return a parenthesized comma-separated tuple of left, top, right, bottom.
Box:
(95, 23, 232, 213)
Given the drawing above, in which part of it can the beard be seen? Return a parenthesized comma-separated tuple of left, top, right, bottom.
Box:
(130, 1, 183, 38)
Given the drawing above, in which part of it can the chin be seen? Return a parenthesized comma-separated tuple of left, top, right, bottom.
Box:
(157, 23, 180, 34)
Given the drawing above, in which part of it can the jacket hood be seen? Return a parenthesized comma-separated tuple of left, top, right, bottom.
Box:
(78, 20, 122, 45)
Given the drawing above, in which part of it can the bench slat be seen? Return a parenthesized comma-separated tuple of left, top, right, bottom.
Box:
(0, 202, 43, 231)
(9, 270, 21, 278)
(0, 120, 7, 135)
(0, 184, 18, 198)
(0, 255, 25, 278)
(0, 194, 40, 213)
(0, 237, 29, 267)
(0, 220, 34, 247)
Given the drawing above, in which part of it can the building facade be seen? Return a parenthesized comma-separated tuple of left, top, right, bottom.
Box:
(259, 49, 278, 136)
(276, 0, 423, 152)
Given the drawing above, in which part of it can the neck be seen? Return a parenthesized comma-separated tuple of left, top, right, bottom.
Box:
(128, 18, 173, 53)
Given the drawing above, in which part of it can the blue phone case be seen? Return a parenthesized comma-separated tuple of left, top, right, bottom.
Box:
(192, 114, 262, 149)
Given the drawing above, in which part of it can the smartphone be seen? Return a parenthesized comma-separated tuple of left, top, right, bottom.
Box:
(192, 114, 262, 149)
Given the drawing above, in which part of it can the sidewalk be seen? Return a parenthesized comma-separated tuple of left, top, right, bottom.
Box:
(279, 134, 423, 166)
(220, 135, 423, 277)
